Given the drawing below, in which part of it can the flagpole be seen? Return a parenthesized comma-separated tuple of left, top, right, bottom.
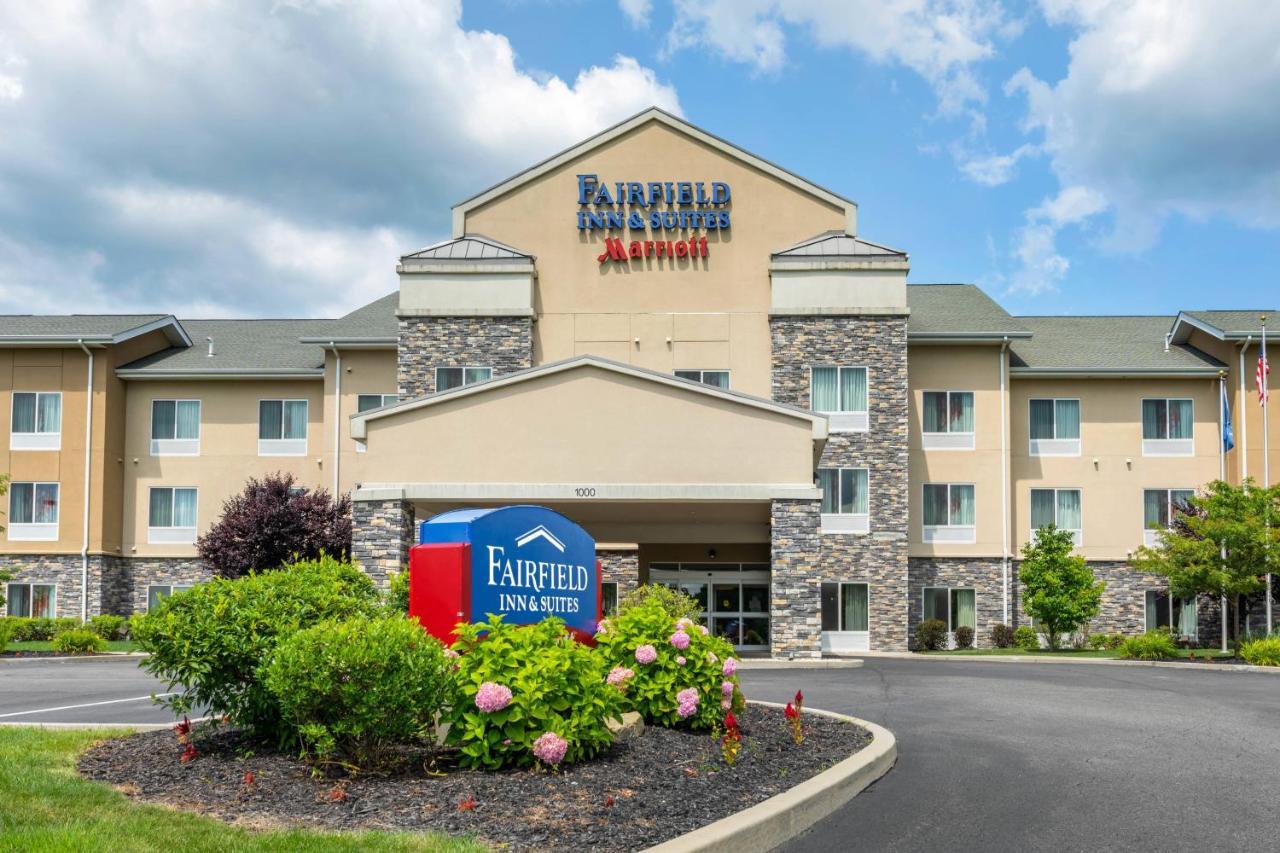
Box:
(1263, 315, 1272, 634)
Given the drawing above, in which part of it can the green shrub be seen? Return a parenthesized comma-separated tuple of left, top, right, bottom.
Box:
(990, 624, 1014, 648)
(126, 614, 146, 641)
(953, 625, 975, 649)
(386, 569, 409, 614)
(87, 615, 127, 641)
(52, 628, 106, 654)
(1119, 629, 1180, 660)
(595, 597, 742, 731)
(617, 583, 703, 624)
(1104, 633, 1126, 650)
(1238, 636, 1280, 666)
(132, 555, 383, 743)
(1013, 626, 1039, 650)
(915, 619, 948, 651)
(446, 615, 620, 770)
(8, 617, 79, 641)
(1087, 633, 1109, 650)
(264, 616, 452, 766)
(0, 619, 13, 653)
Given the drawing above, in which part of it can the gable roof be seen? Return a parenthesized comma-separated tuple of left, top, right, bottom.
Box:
(117, 318, 333, 378)
(351, 353, 828, 441)
(401, 234, 532, 264)
(0, 314, 190, 347)
(298, 292, 399, 346)
(1009, 315, 1224, 375)
(772, 230, 906, 262)
(450, 107, 858, 238)
(906, 284, 1030, 341)
(1169, 310, 1277, 343)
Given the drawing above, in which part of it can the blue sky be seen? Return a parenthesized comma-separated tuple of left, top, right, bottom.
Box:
(0, 1, 1277, 319)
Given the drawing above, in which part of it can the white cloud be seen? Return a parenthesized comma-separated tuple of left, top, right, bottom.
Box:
(1008, 185, 1109, 294)
(619, 0, 654, 27)
(958, 143, 1038, 186)
(663, 0, 1013, 114)
(0, 0, 681, 317)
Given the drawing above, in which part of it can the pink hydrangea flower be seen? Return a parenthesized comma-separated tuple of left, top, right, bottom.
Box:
(676, 687, 700, 719)
(606, 666, 635, 688)
(532, 732, 569, 766)
(474, 681, 513, 712)
(669, 630, 691, 650)
(721, 680, 734, 697)
(699, 625, 709, 636)
(635, 644, 658, 665)
(676, 655, 687, 665)
(444, 648, 460, 659)
(722, 657, 738, 677)
(596, 618, 611, 635)
(720, 699, 731, 711)
(676, 618, 695, 630)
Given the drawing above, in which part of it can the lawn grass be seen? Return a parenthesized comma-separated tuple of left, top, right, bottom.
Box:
(4, 639, 143, 654)
(0, 727, 486, 852)
(919, 647, 1236, 659)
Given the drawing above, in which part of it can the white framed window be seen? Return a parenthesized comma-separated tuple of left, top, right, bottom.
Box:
(258, 399, 307, 455)
(147, 487, 198, 544)
(810, 366, 868, 432)
(10, 391, 61, 450)
(818, 468, 870, 534)
(820, 582, 869, 653)
(436, 367, 492, 393)
(1143, 488, 1194, 547)
(147, 583, 194, 612)
(8, 482, 59, 541)
(1030, 488, 1083, 546)
(150, 399, 201, 456)
(1145, 590, 1197, 637)
(356, 393, 398, 413)
(602, 582, 619, 617)
(922, 586, 977, 633)
(1029, 398, 1081, 456)
(675, 369, 730, 389)
(1141, 398, 1193, 456)
(921, 390, 975, 450)
(922, 483, 976, 543)
(5, 582, 56, 617)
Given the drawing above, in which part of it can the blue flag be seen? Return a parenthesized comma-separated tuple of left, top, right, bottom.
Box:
(1222, 381, 1235, 452)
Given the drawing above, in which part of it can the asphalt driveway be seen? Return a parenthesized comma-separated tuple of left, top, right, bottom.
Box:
(744, 659, 1280, 853)
(0, 656, 182, 725)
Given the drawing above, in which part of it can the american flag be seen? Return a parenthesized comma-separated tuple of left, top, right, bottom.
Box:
(1259, 331, 1270, 405)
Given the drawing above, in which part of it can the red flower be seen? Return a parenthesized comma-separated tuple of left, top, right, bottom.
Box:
(794, 689, 804, 706)
(180, 743, 198, 763)
(604, 795, 616, 808)
(723, 711, 739, 731)
(173, 716, 192, 742)
(242, 771, 255, 786)
(784, 702, 798, 720)
(329, 783, 349, 803)
(457, 794, 477, 811)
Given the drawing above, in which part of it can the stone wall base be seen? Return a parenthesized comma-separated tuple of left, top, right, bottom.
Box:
(0, 554, 211, 618)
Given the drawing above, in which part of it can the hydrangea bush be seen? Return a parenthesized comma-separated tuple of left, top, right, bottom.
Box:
(445, 615, 620, 770)
(595, 597, 744, 729)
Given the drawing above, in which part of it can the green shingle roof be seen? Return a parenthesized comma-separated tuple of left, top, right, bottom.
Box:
(118, 318, 334, 374)
(0, 314, 177, 342)
(1181, 310, 1277, 337)
(906, 284, 1030, 339)
(1009, 316, 1223, 373)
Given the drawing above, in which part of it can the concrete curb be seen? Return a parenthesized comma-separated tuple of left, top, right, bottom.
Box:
(740, 658, 863, 670)
(644, 701, 896, 853)
(0, 653, 147, 664)
(0, 721, 171, 730)
(861, 651, 1280, 674)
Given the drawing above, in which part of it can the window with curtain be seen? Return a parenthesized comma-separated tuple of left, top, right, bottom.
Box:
(675, 369, 730, 389)
(923, 587, 976, 631)
(821, 582, 869, 631)
(1145, 590, 1197, 635)
(436, 366, 492, 392)
(259, 400, 307, 440)
(923, 484, 975, 527)
(1030, 398, 1080, 440)
(1031, 488, 1082, 531)
(151, 400, 200, 440)
(818, 468, 869, 515)
(810, 366, 867, 413)
(6, 582, 55, 618)
(147, 584, 194, 612)
(356, 393, 399, 413)
(9, 482, 59, 525)
(1141, 398, 1193, 440)
(1144, 489, 1195, 529)
(922, 391, 974, 433)
(11, 391, 61, 434)
(149, 487, 197, 528)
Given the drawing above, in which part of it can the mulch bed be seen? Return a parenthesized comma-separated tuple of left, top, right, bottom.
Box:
(78, 704, 870, 851)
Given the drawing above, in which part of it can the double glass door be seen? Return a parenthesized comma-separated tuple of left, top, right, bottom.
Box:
(649, 563, 770, 651)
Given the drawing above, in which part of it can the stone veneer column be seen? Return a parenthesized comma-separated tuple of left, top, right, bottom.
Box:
(770, 313, 911, 653)
(351, 499, 415, 589)
(770, 498, 823, 658)
(397, 315, 533, 399)
(596, 549, 640, 601)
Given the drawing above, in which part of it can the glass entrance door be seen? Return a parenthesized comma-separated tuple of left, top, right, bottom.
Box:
(649, 562, 770, 651)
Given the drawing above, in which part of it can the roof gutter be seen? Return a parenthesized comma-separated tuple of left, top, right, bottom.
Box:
(76, 340, 93, 623)
(115, 368, 325, 380)
(1008, 367, 1222, 378)
(908, 332, 1033, 343)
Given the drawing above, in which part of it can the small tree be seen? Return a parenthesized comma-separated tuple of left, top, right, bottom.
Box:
(1020, 525, 1104, 650)
(197, 472, 351, 578)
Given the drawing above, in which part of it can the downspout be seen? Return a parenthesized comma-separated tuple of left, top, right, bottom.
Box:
(1000, 337, 1011, 625)
(76, 340, 93, 623)
(328, 343, 341, 496)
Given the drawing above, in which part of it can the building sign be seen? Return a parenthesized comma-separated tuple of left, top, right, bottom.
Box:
(408, 505, 600, 643)
(576, 173, 730, 266)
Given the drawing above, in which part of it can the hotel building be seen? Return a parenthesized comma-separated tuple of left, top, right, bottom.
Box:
(1, 109, 1276, 655)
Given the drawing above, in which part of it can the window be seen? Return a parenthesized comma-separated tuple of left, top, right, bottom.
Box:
(818, 468, 870, 534)
(11, 391, 61, 450)
(147, 487, 198, 544)
(1145, 590, 1197, 637)
(150, 399, 201, 456)
(1143, 489, 1194, 546)
(5, 582, 56, 617)
(147, 584, 193, 612)
(436, 367, 492, 392)
(922, 483, 976, 543)
(1029, 398, 1080, 456)
(1030, 488, 1083, 546)
(921, 391, 975, 450)
(821, 582, 869, 632)
(810, 366, 868, 432)
(8, 482, 59, 541)
(1142, 398, 1193, 456)
(675, 369, 730, 389)
(357, 393, 398, 412)
(602, 582, 619, 617)
(922, 587, 977, 633)
(258, 399, 308, 455)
